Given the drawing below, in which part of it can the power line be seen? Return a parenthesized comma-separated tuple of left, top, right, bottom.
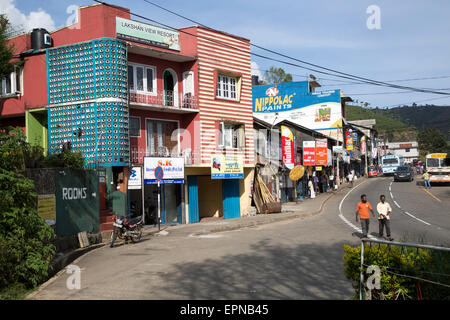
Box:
(139, 0, 450, 96)
(94, 0, 450, 95)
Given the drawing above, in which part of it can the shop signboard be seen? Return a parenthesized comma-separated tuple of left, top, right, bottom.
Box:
(128, 167, 142, 190)
(303, 141, 316, 166)
(281, 126, 295, 169)
(345, 131, 353, 151)
(37, 194, 56, 225)
(315, 138, 328, 166)
(116, 17, 180, 51)
(211, 155, 244, 179)
(144, 157, 184, 184)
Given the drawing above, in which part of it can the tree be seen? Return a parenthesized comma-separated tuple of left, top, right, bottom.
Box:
(0, 128, 56, 294)
(0, 15, 14, 79)
(263, 66, 293, 84)
(418, 128, 448, 159)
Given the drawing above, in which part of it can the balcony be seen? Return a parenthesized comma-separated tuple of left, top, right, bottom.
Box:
(130, 146, 202, 165)
(129, 90, 198, 113)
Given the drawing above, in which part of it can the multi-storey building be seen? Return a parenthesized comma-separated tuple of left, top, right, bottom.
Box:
(0, 3, 254, 228)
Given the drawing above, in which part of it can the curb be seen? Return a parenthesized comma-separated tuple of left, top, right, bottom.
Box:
(26, 242, 105, 300)
(190, 181, 362, 236)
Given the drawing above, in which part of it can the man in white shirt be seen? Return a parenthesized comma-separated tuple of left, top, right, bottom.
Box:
(377, 195, 393, 241)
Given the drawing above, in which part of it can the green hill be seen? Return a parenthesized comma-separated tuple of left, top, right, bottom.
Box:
(373, 105, 450, 140)
(345, 104, 417, 141)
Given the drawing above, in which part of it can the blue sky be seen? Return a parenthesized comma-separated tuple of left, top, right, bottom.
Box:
(3, 0, 450, 108)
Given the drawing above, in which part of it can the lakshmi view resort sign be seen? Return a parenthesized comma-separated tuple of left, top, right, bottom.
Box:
(116, 17, 180, 51)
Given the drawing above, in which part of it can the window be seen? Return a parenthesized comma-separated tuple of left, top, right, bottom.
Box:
(146, 119, 179, 156)
(129, 117, 141, 137)
(405, 148, 410, 152)
(218, 122, 245, 149)
(216, 74, 238, 100)
(128, 63, 156, 94)
(1, 66, 22, 96)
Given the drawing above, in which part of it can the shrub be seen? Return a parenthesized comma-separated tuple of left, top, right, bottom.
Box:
(343, 243, 450, 300)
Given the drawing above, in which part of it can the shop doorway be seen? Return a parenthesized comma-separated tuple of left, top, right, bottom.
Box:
(143, 183, 182, 225)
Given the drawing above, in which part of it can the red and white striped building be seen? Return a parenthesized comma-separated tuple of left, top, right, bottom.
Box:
(1, 3, 254, 225)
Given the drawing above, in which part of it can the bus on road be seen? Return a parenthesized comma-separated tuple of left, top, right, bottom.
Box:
(381, 155, 404, 175)
(426, 153, 450, 183)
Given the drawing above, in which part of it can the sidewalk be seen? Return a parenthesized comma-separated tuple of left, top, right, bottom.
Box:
(143, 178, 366, 238)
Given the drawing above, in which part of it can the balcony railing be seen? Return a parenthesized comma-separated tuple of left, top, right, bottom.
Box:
(129, 90, 197, 110)
(130, 147, 202, 165)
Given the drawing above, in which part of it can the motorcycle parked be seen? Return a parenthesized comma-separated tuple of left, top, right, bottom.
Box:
(110, 215, 143, 247)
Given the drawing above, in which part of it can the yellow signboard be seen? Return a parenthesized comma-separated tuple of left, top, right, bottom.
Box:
(429, 153, 447, 158)
(37, 194, 56, 221)
(211, 155, 244, 179)
(316, 166, 322, 171)
(289, 166, 305, 181)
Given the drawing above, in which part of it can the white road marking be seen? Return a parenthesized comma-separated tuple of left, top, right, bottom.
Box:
(390, 180, 433, 227)
(338, 180, 376, 239)
(404, 212, 431, 226)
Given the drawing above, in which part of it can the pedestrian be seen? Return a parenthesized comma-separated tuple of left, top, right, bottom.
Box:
(347, 171, 353, 188)
(329, 172, 335, 190)
(313, 174, 320, 194)
(423, 170, 431, 189)
(377, 195, 393, 241)
(308, 177, 315, 199)
(355, 194, 375, 238)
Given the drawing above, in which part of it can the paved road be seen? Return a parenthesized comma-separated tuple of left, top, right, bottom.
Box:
(340, 176, 450, 245)
(30, 177, 449, 300)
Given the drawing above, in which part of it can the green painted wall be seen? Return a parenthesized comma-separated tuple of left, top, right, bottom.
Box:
(26, 109, 47, 154)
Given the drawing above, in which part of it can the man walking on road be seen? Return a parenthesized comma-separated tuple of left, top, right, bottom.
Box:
(377, 195, 393, 241)
(356, 194, 375, 238)
(423, 170, 431, 189)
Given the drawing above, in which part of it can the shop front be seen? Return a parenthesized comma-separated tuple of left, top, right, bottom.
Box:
(142, 157, 185, 226)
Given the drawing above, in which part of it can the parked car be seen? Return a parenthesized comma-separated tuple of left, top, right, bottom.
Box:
(368, 166, 378, 177)
(394, 166, 414, 182)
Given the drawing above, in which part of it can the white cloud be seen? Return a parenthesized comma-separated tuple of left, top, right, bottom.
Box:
(0, 0, 56, 33)
(251, 61, 265, 82)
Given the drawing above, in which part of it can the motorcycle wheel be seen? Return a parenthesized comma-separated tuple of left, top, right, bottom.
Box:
(131, 225, 142, 243)
(110, 228, 118, 248)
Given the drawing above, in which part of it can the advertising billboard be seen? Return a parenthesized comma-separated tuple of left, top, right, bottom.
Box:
(345, 131, 353, 151)
(281, 126, 295, 169)
(303, 141, 316, 166)
(211, 155, 244, 179)
(315, 138, 328, 166)
(253, 81, 343, 136)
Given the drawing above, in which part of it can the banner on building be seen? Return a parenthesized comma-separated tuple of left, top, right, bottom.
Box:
(116, 17, 180, 51)
(345, 131, 353, 151)
(360, 136, 366, 154)
(128, 167, 142, 190)
(303, 141, 316, 166)
(315, 138, 328, 166)
(281, 126, 295, 169)
(211, 155, 244, 179)
(144, 157, 184, 184)
(37, 194, 56, 225)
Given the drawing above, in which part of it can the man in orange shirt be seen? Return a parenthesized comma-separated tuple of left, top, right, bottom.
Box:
(356, 194, 375, 238)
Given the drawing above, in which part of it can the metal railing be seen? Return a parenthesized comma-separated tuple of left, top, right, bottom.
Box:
(129, 90, 197, 109)
(360, 238, 450, 300)
(130, 147, 202, 165)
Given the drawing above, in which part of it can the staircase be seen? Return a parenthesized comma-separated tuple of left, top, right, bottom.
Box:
(100, 209, 115, 232)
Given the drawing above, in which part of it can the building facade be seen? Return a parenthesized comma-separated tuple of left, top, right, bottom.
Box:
(384, 141, 419, 163)
(1, 3, 254, 228)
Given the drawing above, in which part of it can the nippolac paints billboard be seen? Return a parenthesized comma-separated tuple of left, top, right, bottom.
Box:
(253, 81, 343, 134)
